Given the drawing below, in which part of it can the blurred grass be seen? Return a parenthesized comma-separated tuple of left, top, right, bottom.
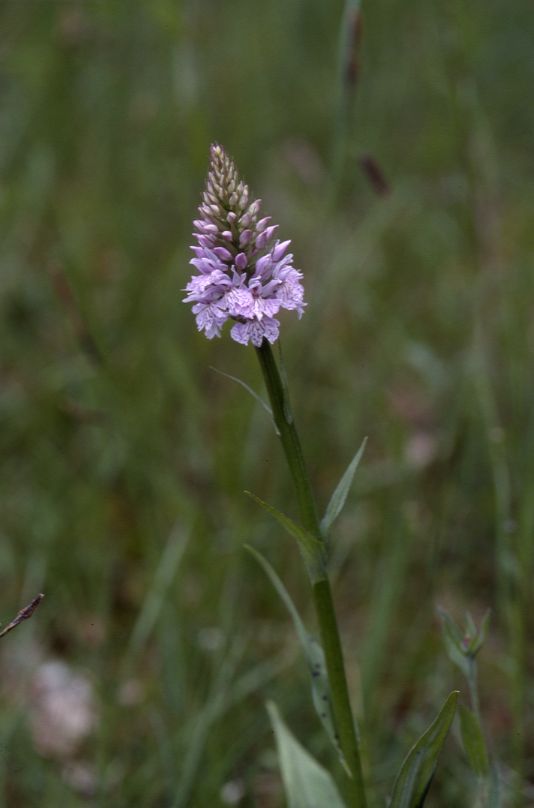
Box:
(1, 0, 534, 805)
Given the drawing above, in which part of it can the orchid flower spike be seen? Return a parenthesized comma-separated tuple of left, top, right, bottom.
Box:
(183, 144, 305, 346)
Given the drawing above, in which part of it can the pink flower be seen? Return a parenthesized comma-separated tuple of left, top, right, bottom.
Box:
(183, 144, 305, 346)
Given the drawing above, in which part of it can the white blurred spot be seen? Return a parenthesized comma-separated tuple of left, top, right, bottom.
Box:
(405, 432, 437, 469)
(30, 660, 97, 758)
(118, 678, 144, 707)
(197, 626, 224, 653)
(220, 779, 246, 805)
(62, 762, 97, 798)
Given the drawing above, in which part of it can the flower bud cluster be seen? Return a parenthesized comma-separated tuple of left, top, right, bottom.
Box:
(183, 144, 305, 346)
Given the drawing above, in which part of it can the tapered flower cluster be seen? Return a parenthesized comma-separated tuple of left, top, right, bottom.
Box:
(183, 144, 305, 346)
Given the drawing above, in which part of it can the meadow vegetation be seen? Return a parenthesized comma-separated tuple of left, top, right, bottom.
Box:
(1, 0, 533, 805)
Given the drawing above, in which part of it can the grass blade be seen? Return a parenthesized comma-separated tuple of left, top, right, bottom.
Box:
(321, 437, 367, 535)
(245, 490, 326, 578)
(246, 545, 344, 767)
(389, 691, 459, 808)
(210, 365, 275, 424)
(267, 702, 346, 808)
(459, 705, 490, 777)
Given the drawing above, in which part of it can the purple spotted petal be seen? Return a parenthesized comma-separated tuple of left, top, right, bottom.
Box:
(230, 316, 280, 347)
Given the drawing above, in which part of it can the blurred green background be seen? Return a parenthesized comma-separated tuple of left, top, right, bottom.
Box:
(1, 0, 534, 805)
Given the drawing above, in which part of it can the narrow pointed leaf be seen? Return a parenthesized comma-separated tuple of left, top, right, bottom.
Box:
(267, 702, 346, 808)
(468, 609, 491, 656)
(210, 366, 276, 428)
(487, 764, 501, 808)
(437, 609, 470, 677)
(465, 612, 477, 638)
(459, 705, 490, 777)
(478, 610, 491, 646)
(389, 691, 459, 808)
(245, 490, 326, 577)
(246, 546, 343, 767)
(321, 438, 367, 535)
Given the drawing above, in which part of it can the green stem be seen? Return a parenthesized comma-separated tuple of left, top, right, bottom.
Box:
(466, 658, 481, 720)
(255, 341, 367, 808)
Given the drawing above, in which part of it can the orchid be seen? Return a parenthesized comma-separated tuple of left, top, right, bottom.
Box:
(184, 144, 305, 346)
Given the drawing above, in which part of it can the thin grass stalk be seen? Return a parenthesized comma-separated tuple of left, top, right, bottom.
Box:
(331, 0, 362, 199)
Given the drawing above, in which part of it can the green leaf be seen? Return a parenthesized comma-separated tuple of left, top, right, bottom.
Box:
(437, 609, 470, 677)
(245, 491, 326, 580)
(210, 366, 276, 428)
(321, 438, 367, 535)
(127, 523, 190, 657)
(487, 763, 502, 808)
(465, 612, 477, 639)
(389, 691, 459, 808)
(466, 610, 491, 657)
(246, 546, 344, 768)
(267, 702, 346, 808)
(459, 705, 490, 777)
(438, 609, 490, 674)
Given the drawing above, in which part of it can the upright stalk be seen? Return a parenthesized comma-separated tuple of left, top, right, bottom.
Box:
(256, 341, 367, 808)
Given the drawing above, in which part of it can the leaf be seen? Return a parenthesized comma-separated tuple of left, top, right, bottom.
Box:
(487, 763, 502, 808)
(438, 608, 490, 674)
(465, 612, 477, 639)
(459, 705, 490, 777)
(128, 523, 190, 657)
(245, 491, 326, 580)
(437, 609, 470, 677)
(246, 546, 343, 767)
(467, 609, 491, 657)
(389, 691, 459, 808)
(321, 438, 367, 535)
(209, 366, 277, 431)
(267, 702, 346, 808)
